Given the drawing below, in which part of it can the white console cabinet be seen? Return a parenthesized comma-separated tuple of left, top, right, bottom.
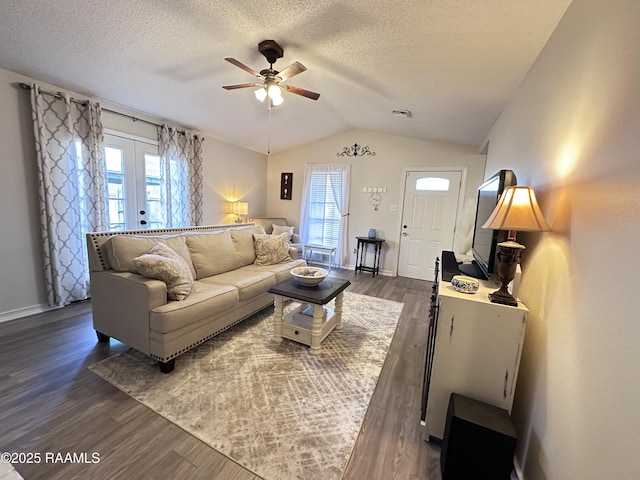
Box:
(424, 271, 528, 441)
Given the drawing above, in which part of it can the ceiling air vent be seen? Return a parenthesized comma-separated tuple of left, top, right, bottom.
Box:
(392, 109, 412, 118)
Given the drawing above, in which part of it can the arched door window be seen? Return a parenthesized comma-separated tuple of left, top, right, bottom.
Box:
(415, 177, 450, 191)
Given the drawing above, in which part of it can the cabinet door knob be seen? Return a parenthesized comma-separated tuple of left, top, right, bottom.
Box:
(140, 220, 147, 225)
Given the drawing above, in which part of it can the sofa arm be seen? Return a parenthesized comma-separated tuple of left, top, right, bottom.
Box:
(90, 271, 167, 355)
(292, 233, 300, 243)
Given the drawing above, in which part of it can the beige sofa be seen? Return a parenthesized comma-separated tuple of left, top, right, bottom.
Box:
(86, 223, 305, 373)
(249, 217, 303, 258)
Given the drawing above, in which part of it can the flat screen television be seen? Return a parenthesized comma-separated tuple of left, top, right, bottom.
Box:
(459, 169, 517, 280)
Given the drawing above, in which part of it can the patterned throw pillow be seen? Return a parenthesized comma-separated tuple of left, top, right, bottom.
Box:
(133, 243, 194, 301)
(253, 234, 293, 266)
(271, 224, 294, 241)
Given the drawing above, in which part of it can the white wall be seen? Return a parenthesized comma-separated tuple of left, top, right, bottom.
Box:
(485, 0, 640, 478)
(266, 130, 486, 274)
(0, 67, 266, 321)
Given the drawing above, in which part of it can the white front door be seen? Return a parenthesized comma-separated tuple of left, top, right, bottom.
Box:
(398, 170, 462, 280)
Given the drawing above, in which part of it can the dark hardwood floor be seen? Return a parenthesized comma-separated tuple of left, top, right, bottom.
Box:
(0, 270, 441, 480)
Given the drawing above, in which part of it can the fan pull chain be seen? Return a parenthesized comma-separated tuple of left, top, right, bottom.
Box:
(267, 102, 272, 155)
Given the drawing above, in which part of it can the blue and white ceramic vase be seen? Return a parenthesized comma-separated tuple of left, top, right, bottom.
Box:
(368, 228, 377, 239)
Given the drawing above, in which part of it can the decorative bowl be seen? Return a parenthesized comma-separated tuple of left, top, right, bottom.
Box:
(451, 275, 480, 294)
(291, 266, 329, 286)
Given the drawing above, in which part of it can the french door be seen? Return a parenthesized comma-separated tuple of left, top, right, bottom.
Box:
(103, 133, 165, 230)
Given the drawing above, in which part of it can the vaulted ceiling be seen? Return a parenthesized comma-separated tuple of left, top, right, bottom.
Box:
(0, 0, 571, 154)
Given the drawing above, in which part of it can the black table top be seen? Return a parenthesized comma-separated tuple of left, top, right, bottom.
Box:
(268, 277, 351, 305)
(356, 237, 385, 243)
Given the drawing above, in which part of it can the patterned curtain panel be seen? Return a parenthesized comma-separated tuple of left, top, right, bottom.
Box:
(158, 125, 204, 227)
(30, 84, 108, 307)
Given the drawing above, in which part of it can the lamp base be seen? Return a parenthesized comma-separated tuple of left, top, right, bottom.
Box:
(489, 240, 525, 307)
(488, 285, 518, 307)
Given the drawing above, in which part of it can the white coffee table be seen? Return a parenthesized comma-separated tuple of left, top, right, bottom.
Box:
(268, 277, 350, 354)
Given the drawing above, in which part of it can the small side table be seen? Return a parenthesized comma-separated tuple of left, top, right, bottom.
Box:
(355, 237, 385, 277)
(304, 244, 337, 270)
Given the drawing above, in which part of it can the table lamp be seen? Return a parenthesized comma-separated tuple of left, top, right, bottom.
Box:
(482, 186, 551, 306)
(230, 201, 248, 223)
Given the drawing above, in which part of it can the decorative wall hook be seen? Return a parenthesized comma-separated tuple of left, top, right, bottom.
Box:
(336, 143, 376, 157)
(363, 186, 386, 210)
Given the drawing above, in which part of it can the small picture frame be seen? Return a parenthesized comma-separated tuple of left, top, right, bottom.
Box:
(280, 172, 292, 200)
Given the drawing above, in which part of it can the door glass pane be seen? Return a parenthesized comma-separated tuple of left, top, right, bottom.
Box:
(105, 146, 126, 231)
(144, 154, 165, 230)
(416, 177, 450, 191)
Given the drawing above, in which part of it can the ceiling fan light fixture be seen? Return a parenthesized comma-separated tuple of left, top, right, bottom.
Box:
(267, 83, 282, 99)
(270, 94, 284, 106)
(223, 40, 320, 103)
(254, 87, 267, 102)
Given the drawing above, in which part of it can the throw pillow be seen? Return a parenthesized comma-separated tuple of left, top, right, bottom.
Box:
(253, 233, 293, 266)
(133, 243, 194, 301)
(271, 224, 294, 241)
(106, 234, 195, 278)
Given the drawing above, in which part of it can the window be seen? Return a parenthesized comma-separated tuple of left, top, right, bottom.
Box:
(300, 163, 350, 267)
(307, 171, 343, 247)
(416, 176, 450, 191)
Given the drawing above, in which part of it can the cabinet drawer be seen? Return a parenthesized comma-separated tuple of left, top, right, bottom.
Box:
(281, 321, 313, 345)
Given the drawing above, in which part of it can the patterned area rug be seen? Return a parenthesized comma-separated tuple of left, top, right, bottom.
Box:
(89, 292, 403, 480)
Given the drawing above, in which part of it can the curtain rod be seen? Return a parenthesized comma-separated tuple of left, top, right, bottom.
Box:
(19, 82, 201, 138)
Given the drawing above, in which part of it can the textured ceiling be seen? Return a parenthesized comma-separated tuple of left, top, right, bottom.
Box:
(0, 0, 571, 154)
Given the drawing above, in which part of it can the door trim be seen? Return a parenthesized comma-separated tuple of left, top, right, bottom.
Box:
(394, 166, 468, 277)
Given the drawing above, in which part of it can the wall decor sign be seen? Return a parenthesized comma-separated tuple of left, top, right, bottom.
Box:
(280, 172, 292, 200)
(336, 143, 376, 157)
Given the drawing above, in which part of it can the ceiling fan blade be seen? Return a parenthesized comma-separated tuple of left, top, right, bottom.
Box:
(224, 58, 261, 78)
(282, 84, 320, 100)
(222, 83, 260, 90)
(276, 61, 307, 82)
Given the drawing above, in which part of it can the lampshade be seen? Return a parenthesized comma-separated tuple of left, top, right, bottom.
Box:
(482, 186, 551, 233)
(231, 201, 248, 216)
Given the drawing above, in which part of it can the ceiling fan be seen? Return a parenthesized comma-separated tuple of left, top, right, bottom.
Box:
(222, 40, 320, 106)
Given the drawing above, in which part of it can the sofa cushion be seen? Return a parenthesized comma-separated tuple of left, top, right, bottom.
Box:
(200, 270, 276, 302)
(253, 233, 293, 266)
(230, 227, 257, 266)
(186, 230, 243, 279)
(149, 282, 239, 334)
(133, 243, 194, 301)
(243, 258, 307, 283)
(106, 234, 196, 277)
(272, 224, 294, 241)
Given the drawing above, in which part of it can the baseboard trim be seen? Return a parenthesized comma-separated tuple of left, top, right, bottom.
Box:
(0, 303, 55, 323)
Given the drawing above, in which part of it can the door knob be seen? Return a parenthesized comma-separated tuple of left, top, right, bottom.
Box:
(402, 232, 408, 236)
(139, 210, 146, 215)
(140, 220, 147, 225)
